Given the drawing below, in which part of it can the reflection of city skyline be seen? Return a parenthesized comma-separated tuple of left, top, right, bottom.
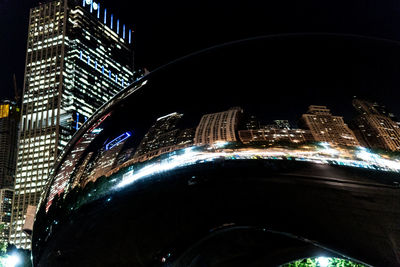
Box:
(45, 97, 400, 210)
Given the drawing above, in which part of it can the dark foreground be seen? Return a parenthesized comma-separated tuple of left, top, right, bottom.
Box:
(34, 159, 400, 266)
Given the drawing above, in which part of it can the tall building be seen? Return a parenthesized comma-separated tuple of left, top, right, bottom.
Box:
(351, 99, 400, 151)
(134, 113, 194, 161)
(0, 100, 20, 244)
(238, 128, 312, 145)
(0, 101, 20, 189)
(194, 107, 242, 145)
(300, 105, 359, 147)
(0, 189, 13, 243)
(11, 0, 137, 248)
(273, 120, 291, 130)
(135, 113, 185, 156)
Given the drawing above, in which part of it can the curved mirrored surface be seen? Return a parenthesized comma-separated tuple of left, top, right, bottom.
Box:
(33, 35, 400, 266)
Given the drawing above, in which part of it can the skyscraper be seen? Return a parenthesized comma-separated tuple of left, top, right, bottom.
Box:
(238, 128, 312, 145)
(351, 99, 400, 151)
(300, 105, 359, 147)
(194, 107, 242, 145)
(11, 0, 137, 248)
(134, 112, 194, 162)
(0, 100, 20, 244)
(135, 112, 185, 156)
(0, 101, 20, 189)
(0, 189, 13, 243)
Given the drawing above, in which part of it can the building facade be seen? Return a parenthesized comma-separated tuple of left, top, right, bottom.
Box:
(194, 107, 242, 145)
(134, 112, 194, 162)
(238, 128, 312, 145)
(0, 100, 20, 244)
(0, 189, 13, 243)
(0, 101, 20, 189)
(300, 105, 359, 147)
(351, 99, 400, 151)
(11, 0, 137, 248)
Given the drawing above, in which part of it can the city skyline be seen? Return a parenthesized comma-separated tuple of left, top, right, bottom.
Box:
(0, 1, 400, 265)
(3, 1, 400, 121)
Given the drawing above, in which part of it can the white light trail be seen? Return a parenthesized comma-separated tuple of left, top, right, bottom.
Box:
(116, 143, 400, 189)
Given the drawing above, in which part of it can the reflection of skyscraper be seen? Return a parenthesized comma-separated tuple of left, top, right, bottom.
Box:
(300, 105, 359, 146)
(84, 131, 132, 186)
(351, 99, 400, 151)
(239, 119, 312, 145)
(239, 128, 312, 145)
(194, 107, 243, 145)
(273, 120, 291, 130)
(12, 0, 137, 248)
(135, 113, 194, 160)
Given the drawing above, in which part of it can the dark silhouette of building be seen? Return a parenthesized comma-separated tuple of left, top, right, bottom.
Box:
(0, 100, 20, 189)
(0, 100, 19, 243)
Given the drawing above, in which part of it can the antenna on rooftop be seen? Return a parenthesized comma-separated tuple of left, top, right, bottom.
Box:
(13, 73, 20, 103)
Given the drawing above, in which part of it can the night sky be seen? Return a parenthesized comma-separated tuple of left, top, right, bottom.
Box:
(2, 0, 400, 120)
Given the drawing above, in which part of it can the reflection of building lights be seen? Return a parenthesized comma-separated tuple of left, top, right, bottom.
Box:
(89, 112, 111, 133)
(213, 141, 229, 148)
(319, 142, 339, 156)
(105, 131, 132, 150)
(91, 128, 103, 134)
(116, 145, 400, 189)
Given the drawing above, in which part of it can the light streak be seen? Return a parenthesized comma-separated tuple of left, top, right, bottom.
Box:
(116, 144, 400, 189)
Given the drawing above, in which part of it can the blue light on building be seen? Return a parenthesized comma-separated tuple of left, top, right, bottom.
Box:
(104, 8, 107, 24)
(97, 3, 100, 18)
(117, 19, 120, 34)
(90, 0, 93, 13)
(129, 30, 132, 44)
(105, 132, 132, 150)
(111, 14, 113, 29)
(76, 112, 80, 130)
(123, 24, 126, 39)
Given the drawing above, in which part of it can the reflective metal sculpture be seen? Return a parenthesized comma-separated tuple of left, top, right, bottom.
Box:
(32, 36, 400, 266)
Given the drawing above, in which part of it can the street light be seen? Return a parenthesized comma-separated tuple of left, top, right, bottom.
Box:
(4, 253, 21, 267)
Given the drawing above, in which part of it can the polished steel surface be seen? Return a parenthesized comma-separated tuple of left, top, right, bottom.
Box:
(33, 36, 400, 266)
